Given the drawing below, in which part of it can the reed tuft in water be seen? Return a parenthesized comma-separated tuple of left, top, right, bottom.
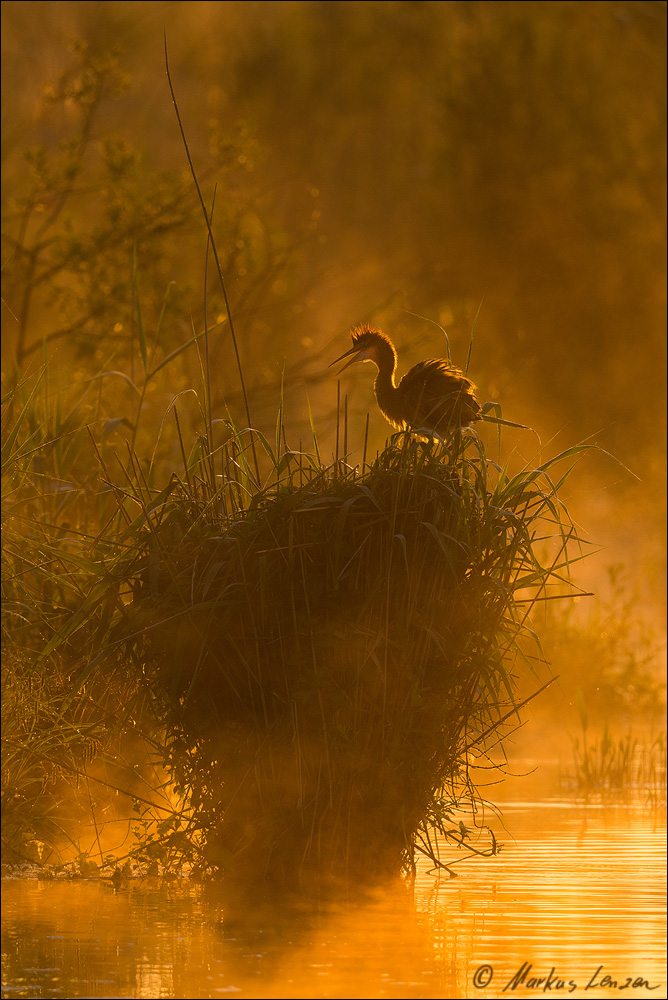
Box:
(98, 406, 591, 885)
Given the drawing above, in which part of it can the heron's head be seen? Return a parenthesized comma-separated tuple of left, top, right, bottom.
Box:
(329, 325, 396, 374)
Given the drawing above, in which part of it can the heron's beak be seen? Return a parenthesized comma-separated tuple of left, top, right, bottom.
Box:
(329, 345, 365, 374)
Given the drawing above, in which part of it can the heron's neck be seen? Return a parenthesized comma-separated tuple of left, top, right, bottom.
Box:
(374, 367, 398, 397)
(373, 340, 399, 392)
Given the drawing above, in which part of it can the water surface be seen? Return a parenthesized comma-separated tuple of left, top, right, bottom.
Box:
(2, 771, 665, 999)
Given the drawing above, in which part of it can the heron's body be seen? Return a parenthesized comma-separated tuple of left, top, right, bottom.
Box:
(331, 325, 480, 435)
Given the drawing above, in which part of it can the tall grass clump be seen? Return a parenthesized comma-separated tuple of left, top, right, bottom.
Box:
(87, 411, 586, 886)
(561, 705, 666, 808)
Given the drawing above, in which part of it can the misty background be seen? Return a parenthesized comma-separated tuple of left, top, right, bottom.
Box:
(2, 1, 666, 660)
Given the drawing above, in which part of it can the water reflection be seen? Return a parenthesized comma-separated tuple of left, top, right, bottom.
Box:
(2, 796, 665, 999)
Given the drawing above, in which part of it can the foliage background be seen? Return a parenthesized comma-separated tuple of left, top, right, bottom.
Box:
(2, 0, 666, 719)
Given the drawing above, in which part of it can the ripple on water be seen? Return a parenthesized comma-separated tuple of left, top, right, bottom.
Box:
(1, 801, 665, 999)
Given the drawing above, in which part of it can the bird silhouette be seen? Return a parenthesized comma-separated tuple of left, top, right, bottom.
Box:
(330, 324, 481, 436)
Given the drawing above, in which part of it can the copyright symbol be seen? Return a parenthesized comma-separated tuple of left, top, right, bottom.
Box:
(473, 964, 494, 989)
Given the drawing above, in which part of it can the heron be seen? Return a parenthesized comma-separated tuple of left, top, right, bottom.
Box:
(330, 324, 481, 436)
